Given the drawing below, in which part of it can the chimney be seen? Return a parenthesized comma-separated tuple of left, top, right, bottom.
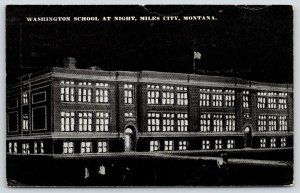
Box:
(63, 57, 77, 69)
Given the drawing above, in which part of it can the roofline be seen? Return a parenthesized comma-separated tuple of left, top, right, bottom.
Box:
(6, 67, 293, 92)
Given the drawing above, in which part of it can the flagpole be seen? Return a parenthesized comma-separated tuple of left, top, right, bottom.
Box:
(193, 57, 196, 74)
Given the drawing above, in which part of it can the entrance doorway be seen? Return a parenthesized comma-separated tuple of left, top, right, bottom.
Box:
(124, 127, 136, 152)
(244, 126, 252, 148)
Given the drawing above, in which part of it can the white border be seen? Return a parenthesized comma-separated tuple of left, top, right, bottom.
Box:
(0, 1, 298, 193)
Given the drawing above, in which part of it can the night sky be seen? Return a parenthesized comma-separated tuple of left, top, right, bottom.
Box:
(6, 5, 293, 84)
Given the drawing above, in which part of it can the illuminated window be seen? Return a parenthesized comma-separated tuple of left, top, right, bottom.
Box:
(224, 90, 235, 107)
(200, 113, 211, 132)
(22, 92, 29, 105)
(63, 142, 74, 154)
(96, 112, 109, 132)
(124, 84, 134, 104)
(162, 91, 174, 105)
(225, 114, 235, 131)
(280, 137, 286, 147)
(227, 139, 235, 149)
(98, 141, 108, 153)
(242, 91, 250, 108)
(22, 143, 30, 154)
(178, 140, 187, 150)
(81, 141, 92, 153)
(34, 141, 38, 154)
(199, 89, 210, 107)
(202, 140, 211, 150)
(212, 89, 223, 107)
(60, 81, 75, 102)
(257, 92, 267, 108)
(279, 116, 288, 131)
(164, 140, 174, 151)
(61, 112, 75, 132)
(177, 87, 188, 105)
(13, 142, 17, 154)
(215, 139, 223, 149)
(213, 114, 223, 132)
(260, 138, 266, 148)
(270, 138, 277, 148)
(78, 112, 92, 132)
(78, 86, 92, 103)
(258, 115, 267, 132)
(8, 142, 12, 154)
(96, 89, 109, 103)
(278, 93, 287, 109)
(150, 140, 160, 152)
(268, 97, 277, 109)
(147, 85, 160, 104)
(268, 116, 277, 131)
(22, 115, 29, 131)
(40, 141, 44, 154)
(162, 113, 174, 132)
(147, 113, 160, 132)
(177, 113, 188, 132)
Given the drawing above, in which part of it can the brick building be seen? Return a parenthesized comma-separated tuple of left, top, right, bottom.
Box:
(6, 61, 293, 156)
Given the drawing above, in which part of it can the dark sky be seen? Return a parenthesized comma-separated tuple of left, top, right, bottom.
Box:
(6, 5, 293, 84)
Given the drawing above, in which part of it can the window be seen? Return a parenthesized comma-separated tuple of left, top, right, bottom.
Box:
(63, 142, 74, 154)
(224, 90, 235, 107)
(124, 84, 133, 104)
(244, 113, 250, 118)
(96, 89, 109, 103)
(242, 91, 250, 108)
(257, 92, 267, 108)
(179, 140, 187, 150)
(60, 81, 75, 102)
(8, 142, 12, 154)
(22, 114, 29, 131)
(162, 91, 174, 105)
(268, 116, 277, 131)
(32, 106, 46, 131)
(78, 86, 92, 102)
(150, 140, 160, 152)
(98, 141, 108, 153)
(268, 97, 277, 109)
(278, 93, 287, 109)
(225, 114, 235, 131)
(81, 141, 92, 153)
(260, 138, 267, 148)
(199, 89, 210, 107)
(78, 112, 92, 132)
(177, 87, 188, 105)
(270, 138, 277, 148)
(147, 113, 160, 132)
(147, 85, 160, 104)
(213, 114, 223, 132)
(34, 142, 38, 154)
(212, 89, 222, 107)
(280, 137, 286, 147)
(96, 112, 109, 132)
(40, 141, 44, 154)
(215, 139, 223, 149)
(202, 140, 211, 150)
(177, 113, 188, 132)
(227, 139, 235, 149)
(22, 92, 29, 105)
(13, 142, 17, 154)
(164, 140, 174, 151)
(279, 116, 288, 131)
(258, 115, 267, 132)
(200, 114, 211, 132)
(162, 113, 174, 132)
(125, 112, 134, 118)
(61, 112, 75, 132)
(22, 143, 30, 154)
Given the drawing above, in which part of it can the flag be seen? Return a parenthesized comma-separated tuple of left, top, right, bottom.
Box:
(194, 51, 201, 60)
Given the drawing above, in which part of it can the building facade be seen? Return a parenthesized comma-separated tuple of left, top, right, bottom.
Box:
(6, 64, 293, 156)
